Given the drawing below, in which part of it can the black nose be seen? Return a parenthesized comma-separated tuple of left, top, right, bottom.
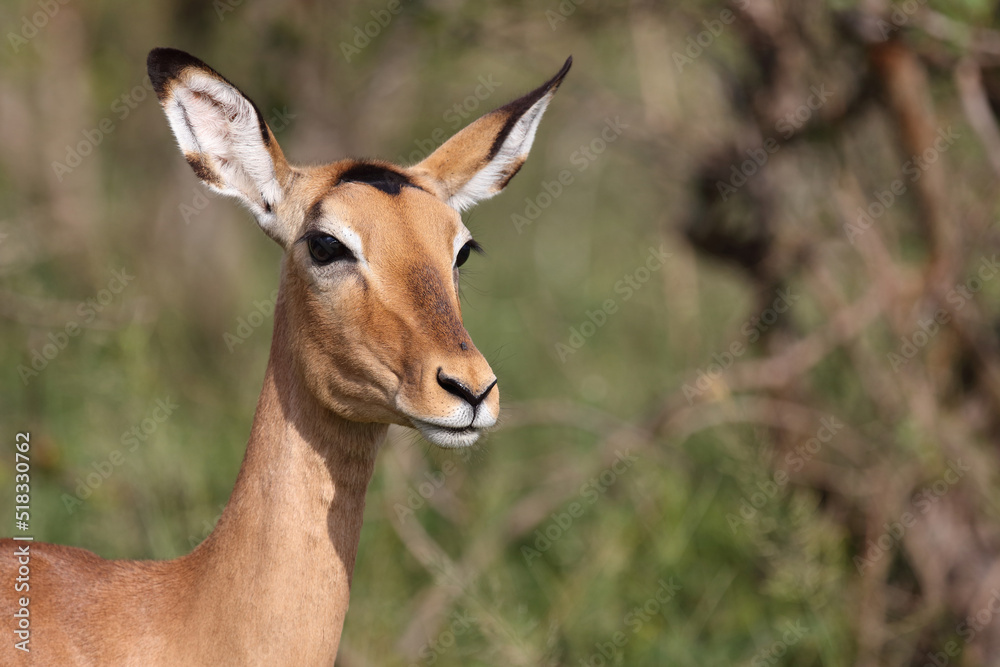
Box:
(437, 369, 496, 408)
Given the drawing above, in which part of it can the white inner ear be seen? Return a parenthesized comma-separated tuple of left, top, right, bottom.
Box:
(163, 73, 282, 219)
(446, 92, 556, 212)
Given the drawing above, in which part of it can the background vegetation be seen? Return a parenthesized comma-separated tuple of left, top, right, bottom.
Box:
(4, 0, 1000, 664)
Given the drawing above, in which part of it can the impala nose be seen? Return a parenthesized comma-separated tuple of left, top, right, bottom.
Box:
(436, 368, 497, 408)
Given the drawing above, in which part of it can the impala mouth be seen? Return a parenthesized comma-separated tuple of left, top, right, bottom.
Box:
(410, 419, 482, 448)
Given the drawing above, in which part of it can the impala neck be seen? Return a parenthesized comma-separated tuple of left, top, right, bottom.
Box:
(183, 294, 387, 663)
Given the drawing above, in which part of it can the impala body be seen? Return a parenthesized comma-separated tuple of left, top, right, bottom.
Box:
(1, 48, 569, 665)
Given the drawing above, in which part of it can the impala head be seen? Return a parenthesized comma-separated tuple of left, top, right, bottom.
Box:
(148, 48, 569, 448)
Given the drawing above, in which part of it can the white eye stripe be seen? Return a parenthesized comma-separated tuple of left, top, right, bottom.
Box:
(317, 224, 366, 267)
(453, 226, 473, 263)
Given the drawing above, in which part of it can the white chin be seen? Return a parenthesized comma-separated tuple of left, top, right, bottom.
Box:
(412, 421, 482, 448)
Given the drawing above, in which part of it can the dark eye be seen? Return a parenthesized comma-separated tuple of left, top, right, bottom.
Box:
(455, 240, 482, 268)
(307, 235, 352, 265)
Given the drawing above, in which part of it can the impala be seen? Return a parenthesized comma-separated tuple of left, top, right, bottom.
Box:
(2, 48, 570, 665)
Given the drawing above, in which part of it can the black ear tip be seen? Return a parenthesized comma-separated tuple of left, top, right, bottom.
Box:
(547, 55, 573, 91)
(146, 47, 213, 98)
(147, 46, 185, 62)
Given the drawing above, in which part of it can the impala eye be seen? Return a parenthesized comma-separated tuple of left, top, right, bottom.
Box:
(455, 240, 482, 268)
(307, 235, 352, 264)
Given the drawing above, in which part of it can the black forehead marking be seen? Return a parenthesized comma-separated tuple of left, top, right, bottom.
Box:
(337, 162, 424, 195)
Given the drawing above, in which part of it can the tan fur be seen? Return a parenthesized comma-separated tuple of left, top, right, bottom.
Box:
(1, 48, 569, 665)
(278, 164, 499, 425)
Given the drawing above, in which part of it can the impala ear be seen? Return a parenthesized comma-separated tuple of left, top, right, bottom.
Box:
(411, 57, 572, 212)
(147, 47, 293, 246)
